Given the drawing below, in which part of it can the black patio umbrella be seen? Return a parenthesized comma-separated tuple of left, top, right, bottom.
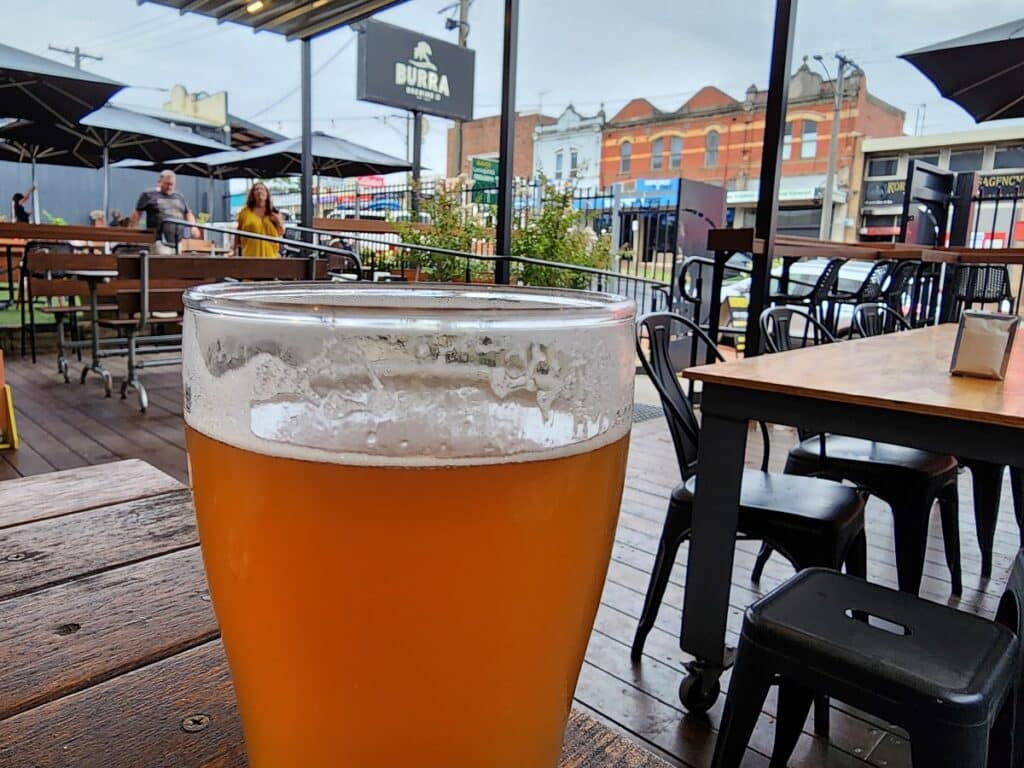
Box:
(900, 17, 1024, 122)
(0, 104, 231, 216)
(171, 131, 412, 179)
(0, 43, 124, 125)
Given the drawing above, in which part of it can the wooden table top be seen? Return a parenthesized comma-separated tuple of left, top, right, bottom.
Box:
(0, 223, 154, 244)
(0, 460, 668, 767)
(685, 325, 1024, 429)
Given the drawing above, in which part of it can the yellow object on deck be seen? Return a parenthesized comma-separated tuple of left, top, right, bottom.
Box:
(0, 350, 18, 450)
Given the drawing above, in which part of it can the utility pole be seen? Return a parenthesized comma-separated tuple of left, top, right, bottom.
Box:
(446, 0, 470, 178)
(48, 44, 102, 69)
(815, 52, 857, 240)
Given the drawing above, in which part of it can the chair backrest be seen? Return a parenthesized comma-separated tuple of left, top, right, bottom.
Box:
(956, 264, 1014, 305)
(636, 312, 724, 479)
(855, 260, 894, 303)
(852, 302, 911, 338)
(881, 260, 919, 315)
(809, 258, 847, 303)
(760, 306, 837, 353)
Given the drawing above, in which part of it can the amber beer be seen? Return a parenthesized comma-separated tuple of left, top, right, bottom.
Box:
(183, 283, 635, 767)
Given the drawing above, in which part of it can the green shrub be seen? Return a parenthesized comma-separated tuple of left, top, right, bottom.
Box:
(511, 179, 610, 290)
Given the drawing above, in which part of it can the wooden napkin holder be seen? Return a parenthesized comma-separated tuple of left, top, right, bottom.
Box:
(950, 311, 1019, 380)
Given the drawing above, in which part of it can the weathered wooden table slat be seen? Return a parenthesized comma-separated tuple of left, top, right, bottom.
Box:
(0, 461, 670, 767)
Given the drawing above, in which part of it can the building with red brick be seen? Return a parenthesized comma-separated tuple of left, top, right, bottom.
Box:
(446, 112, 554, 180)
(601, 59, 905, 239)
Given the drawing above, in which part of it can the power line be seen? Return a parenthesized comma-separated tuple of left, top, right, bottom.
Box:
(81, 17, 166, 49)
(250, 32, 357, 118)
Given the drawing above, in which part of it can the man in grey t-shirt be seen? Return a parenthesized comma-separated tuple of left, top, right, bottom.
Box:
(129, 170, 199, 253)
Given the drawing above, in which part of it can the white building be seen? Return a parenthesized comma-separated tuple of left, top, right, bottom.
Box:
(855, 125, 1024, 245)
(532, 105, 604, 190)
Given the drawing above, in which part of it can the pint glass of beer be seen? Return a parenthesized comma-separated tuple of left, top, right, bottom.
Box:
(182, 283, 635, 767)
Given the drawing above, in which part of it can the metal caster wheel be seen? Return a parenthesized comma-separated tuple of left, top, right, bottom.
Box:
(679, 672, 720, 714)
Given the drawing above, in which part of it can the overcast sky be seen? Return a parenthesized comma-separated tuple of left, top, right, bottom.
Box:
(3, 0, 1024, 178)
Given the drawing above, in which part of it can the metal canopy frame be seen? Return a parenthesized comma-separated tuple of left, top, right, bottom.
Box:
(137, 0, 408, 41)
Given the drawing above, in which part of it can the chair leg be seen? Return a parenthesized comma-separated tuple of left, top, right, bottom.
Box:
(937, 482, 963, 596)
(843, 530, 867, 580)
(769, 683, 815, 768)
(966, 460, 1004, 579)
(751, 542, 773, 583)
(908, 722, 990, 768)
(1010, 466, 1024, 546)
(710, 642, 772, 768)
(631, 499, 689, 661)
(891, 500, 931, 595)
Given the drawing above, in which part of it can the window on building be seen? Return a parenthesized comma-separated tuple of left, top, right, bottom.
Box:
(651, 137, 664, 170)
(620, 141, 632, 174)
(910, 153, 939, 168)
(554, 150, 563, 180)
(705, 130, 719, 167)
(570, 149, 579, 174)
(782, 121, 793, 160)
(669, 136, 682, 169)
(800, 121, 818, 159)
(949, 149, 984, 172)
(867, 157, 899, 177)
(994, 145, 1024, 170)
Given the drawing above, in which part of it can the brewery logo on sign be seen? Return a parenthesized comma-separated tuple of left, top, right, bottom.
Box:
(357, 20, 474, 121)
(395, 40, 450, 104)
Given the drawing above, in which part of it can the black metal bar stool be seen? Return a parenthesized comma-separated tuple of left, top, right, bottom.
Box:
(711, 552, 1024, 768)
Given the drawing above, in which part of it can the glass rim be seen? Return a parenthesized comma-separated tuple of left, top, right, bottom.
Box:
(183, 281, 636, 328)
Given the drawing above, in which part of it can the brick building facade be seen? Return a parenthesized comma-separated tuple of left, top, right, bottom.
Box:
(601, 60, 905, 238)
(446, 112, 554, 179)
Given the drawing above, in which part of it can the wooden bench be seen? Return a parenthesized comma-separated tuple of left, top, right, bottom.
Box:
(101, 253, 327, 412)
(19, 243, 120, 367)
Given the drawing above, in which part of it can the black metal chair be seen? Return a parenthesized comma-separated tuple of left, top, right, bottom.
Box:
(756, 306, 962, 596)
(769, 257, 847, 330)
(851, 301, 911, 337)
(879, 259, 919, 322)
(853, 303, 1024, 582)
(712, 550, 1024, 768)
(826, 260, 893, 335)
(632, 312, 868, 716)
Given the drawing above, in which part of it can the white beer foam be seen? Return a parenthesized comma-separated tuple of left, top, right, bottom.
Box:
(182, 287, 635, 467)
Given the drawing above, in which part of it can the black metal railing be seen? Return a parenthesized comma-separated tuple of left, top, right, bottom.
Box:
(287, 224, 670, 315)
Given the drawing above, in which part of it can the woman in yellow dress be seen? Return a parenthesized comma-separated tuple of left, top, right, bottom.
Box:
(234, 182, 284, 258)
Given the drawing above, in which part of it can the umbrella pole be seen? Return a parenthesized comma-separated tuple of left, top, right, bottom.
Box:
(30, 153, 40, 224)
(102, 145, 110, 221)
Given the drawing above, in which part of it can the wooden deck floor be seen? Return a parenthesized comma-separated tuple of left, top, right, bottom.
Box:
(3, 353, 1019, 767)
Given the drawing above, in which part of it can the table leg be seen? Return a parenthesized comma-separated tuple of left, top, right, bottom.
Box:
(3, 245, 12, 310)
(79, 281, 112, 397)
(679, 385, 748, 713)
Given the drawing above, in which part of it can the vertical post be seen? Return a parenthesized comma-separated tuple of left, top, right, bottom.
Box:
(818, 57, 846, 240)
(494, 0, 519, 284)
(300, 38, 313, 233)
(747, 0, 798, 356)
(30, 154, 40, 225)
(102, 145, 110, 221)
(452, 0, 470, 178)
(412, 110, 422, 216)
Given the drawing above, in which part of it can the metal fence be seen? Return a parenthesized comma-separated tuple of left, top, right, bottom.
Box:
(969, 182, 1024, 249)
(292, 179, 682, 291)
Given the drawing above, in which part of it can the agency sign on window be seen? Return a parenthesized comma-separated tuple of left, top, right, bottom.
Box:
(356, 20, 475, 121)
